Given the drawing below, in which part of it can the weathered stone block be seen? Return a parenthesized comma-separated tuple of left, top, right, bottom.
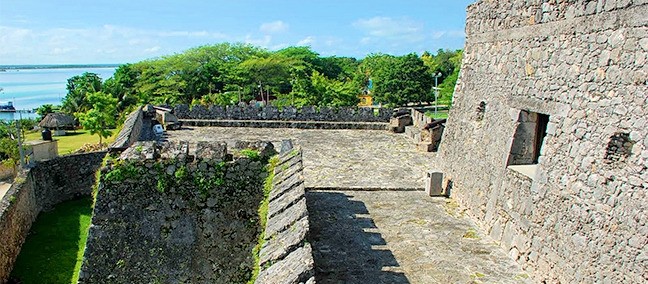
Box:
(425, 171, 444, 196)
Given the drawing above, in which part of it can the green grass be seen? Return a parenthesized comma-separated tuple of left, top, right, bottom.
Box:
(248, 155, 279, 284)
(424, 110, 449, 119)
(24, 129, 116, 155)
(10, 198, 93, 284)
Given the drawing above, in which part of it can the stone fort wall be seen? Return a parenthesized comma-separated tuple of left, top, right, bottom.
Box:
(0, 152, 106, 282)
(174, 104, 393, 122)
(79, 141, 283, 283)
(254, 144, 315, 284)
(439, 0, 646, 283)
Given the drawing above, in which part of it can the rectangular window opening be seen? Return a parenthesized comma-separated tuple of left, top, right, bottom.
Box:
(507, 110, 550, 179)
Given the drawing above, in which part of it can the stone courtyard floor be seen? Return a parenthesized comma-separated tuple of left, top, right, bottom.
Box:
(167, 127, 435, 189)
(167, 127, 530, 283)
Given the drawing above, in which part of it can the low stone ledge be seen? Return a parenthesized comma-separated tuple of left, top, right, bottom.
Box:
(180, 119, 389, 130)
(259, 217, 309, 266)
(269, 178, 304, 203)
(267, 182, 306, 220)
(264, 198, 307, 238)
(109, 108, 144, 151)
(256, 142, 315, 284)
(256, 244, 315, 284)
(174, 104, 392, 123)
(307, 186, 425, 192)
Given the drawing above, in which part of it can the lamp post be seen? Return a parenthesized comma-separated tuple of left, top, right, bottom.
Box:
(433, 72, 442, 118)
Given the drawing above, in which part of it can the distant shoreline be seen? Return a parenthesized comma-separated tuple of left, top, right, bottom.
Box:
(0, 64, 122, 70)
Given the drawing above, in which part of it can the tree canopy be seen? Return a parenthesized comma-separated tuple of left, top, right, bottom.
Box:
(75, 92, 118, 145)
(59, 43, 463, 115)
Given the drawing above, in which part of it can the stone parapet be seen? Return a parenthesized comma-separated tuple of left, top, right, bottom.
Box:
(181, 119, 389, 130)
(0, 152, 106, 283)
(256, 143, 315, 284)
(174, 104, 392, 123)
(79, 141, 277, 283)
(109, 108, 143, 151)
(465, 0, 647, 35)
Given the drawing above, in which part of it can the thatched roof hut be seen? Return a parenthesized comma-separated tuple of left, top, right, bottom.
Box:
(38, 113, 75, 130)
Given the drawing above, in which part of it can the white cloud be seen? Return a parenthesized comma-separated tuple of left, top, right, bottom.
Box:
(353, 17, 423, 38)
(297, 36, 315, 46)
(259, 21, 289, 33)
(244, 35, 272, 47)
(0, 25, 231, 64)
(50, 47, 76, 55)
(144, 46, 161, 53)
(360, 37, 372, 45)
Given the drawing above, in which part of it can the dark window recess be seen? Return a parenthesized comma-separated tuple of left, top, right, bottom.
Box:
(507, 110, 550, 166)
(604, 132, 633, 163)
(476, 101, 486, 121)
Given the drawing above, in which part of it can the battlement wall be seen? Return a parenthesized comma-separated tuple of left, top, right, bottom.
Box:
(0, 152, 106, 282)
(439, 1, 647, 282)
(80, 140, 311, 283)
(255, 143, 315, 284)
(174, 104, 392, 123)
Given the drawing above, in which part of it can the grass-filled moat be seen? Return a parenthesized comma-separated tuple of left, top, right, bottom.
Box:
(9, 198, 93, 284)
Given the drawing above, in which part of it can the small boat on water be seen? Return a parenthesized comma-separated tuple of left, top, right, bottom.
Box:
(0, 101, 16, 112)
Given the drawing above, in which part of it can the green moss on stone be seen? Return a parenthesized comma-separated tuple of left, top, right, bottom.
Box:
(248, 155, 278, 284)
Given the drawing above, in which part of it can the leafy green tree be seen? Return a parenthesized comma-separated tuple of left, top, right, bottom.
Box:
(62, 72, 103, 114)
(36, 104, 56, 118)
(285, 71, 359, 107)
(377, 54, 433, 106)
(129, 43, 266, 105)
(356, 53, 432, 106)
(318, 56, 359, 81)
(0, 137, 18, 161)
(75, 92, 118, 145)
(103, 63, 140, 112)
(438, 50, 463, 105)
(239, 55, 293, 103)
(422, 49, 462, 83)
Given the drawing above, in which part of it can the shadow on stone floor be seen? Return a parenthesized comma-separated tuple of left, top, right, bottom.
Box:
(306, 191, 410, 284)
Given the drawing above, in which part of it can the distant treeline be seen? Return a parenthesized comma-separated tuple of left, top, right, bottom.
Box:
(55, 43, 462, 117)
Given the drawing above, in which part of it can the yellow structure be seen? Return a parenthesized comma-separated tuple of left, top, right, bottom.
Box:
(358, 95, 373, 107)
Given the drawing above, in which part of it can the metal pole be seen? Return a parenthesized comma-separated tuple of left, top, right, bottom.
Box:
(434, 73, 440, 118)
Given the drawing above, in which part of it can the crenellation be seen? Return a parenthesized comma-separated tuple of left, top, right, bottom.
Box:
(174, 104, 392, 123)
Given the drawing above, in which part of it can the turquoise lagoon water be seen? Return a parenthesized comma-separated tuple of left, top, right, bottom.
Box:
(0, 67, 116, 121)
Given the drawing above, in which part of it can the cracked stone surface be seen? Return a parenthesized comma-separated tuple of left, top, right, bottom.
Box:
(167, 126, 530, 283)
(307, 190, 531, 284)
(167, 127, 436, 189)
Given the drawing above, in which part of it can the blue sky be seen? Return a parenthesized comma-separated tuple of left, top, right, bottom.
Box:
(0, 0, 475, 64)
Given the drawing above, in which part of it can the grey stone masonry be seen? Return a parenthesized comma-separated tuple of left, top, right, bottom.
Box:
(439, 1, 647, 283)
(256, 144, 315, 284)
(0, 152, 105, 283)
(174, 104, 392, 122)
(109, 108, 143, 151)
(180, 119, 388, 130)
(80, 141, 276, 284)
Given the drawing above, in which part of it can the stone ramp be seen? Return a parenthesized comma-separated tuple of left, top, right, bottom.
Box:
(307, 190, 531, 284)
